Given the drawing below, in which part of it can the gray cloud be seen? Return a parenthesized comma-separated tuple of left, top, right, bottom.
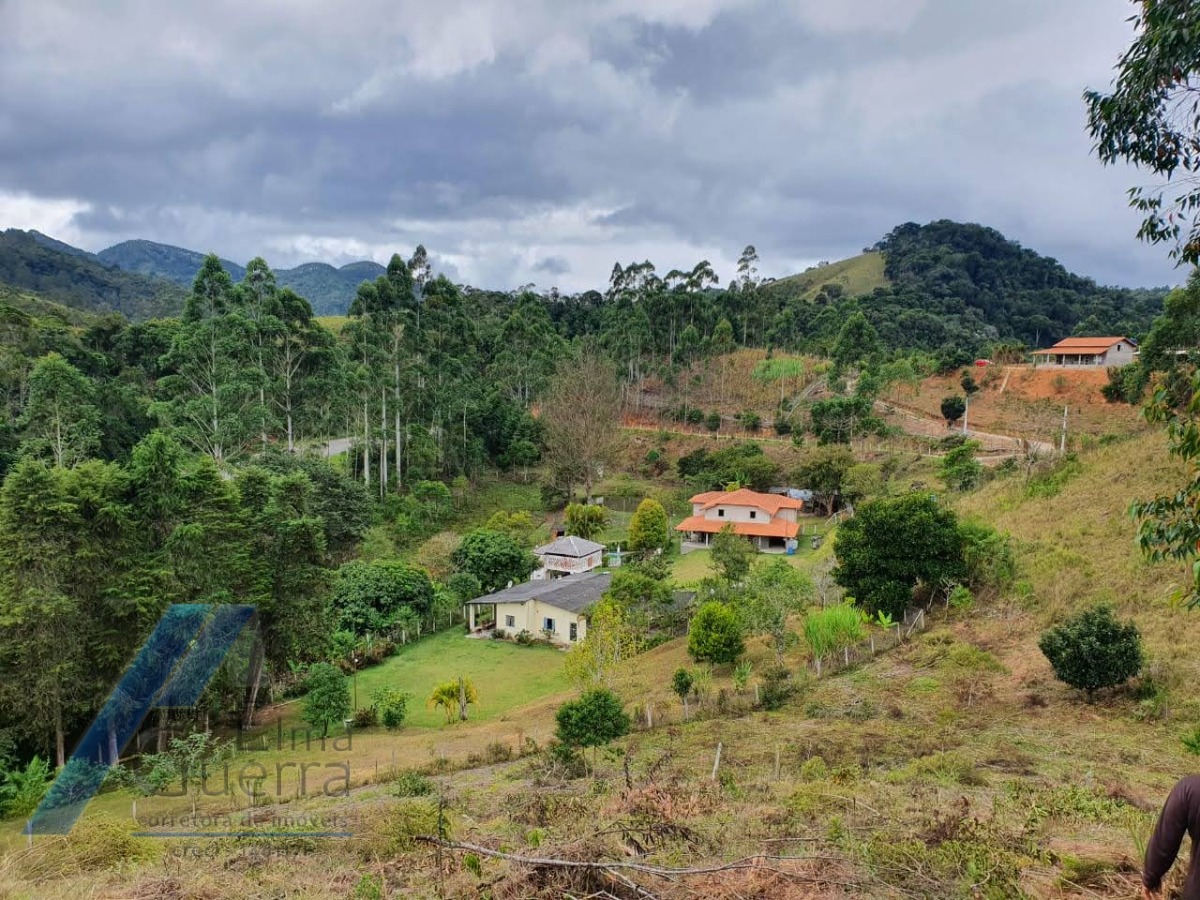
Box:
(0, 0, 1180, 291)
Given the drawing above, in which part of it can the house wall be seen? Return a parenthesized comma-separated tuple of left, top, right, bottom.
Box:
(492, 600, 587, 645)
(539, 551, 603, 574)
(699, 503, 772, 524)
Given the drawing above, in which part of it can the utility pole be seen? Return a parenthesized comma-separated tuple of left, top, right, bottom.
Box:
(962, 392, 969, 436)
(1060, 405, 1068, 454)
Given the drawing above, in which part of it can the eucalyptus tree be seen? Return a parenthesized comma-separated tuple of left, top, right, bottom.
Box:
(17, 352, 101, 467)
(157, 255, 257, 465)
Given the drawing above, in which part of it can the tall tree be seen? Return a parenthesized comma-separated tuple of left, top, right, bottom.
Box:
(1085, 0, 1200, 265)
(541, 350, 622, 502)
(157, 256, 256, 464)
(18, 353, 100, 467)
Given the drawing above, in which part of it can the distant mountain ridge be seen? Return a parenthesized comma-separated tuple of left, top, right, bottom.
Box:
(0, 229, 186, 320)
(97, 239, 386, 315)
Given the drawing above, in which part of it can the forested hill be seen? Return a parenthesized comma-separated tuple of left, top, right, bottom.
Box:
(0, 230, 185, 320)
(866, 220, 1166, 350)
(98, 239, 247, 283)
(98, 239, 387, 315)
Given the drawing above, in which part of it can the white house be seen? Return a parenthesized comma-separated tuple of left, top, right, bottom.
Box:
(465, 572, 611, 646)
(1031, 336, 1137, 367)
(532, 535, 605, 579)
(675, 487, 805, 551)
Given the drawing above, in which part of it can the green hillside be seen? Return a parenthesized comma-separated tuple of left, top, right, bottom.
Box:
(0, 230, 184, 320)
(96, 238, 386, 315)
(276, 260, 387, 315)
(98, 239, 246, 283)
(763, 250, 889, 301)
(0, 284, 98, 327)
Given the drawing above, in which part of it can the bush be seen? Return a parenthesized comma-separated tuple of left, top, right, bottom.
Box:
(1038, 605, 1143, 700)
(704, 412, 721, 431)
(940, 395, 966, 425)
(352, 706, 379, 728)
(959, 520, 1017, 593)
(758, 663, 796, 711)
(372, 688, 411, 730)
(555, 689, 631, 751)
(393, 769, 434, 797)
(687, 601, 745, 665)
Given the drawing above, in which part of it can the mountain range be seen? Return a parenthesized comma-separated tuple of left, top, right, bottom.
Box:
(15, 231, 387, 317)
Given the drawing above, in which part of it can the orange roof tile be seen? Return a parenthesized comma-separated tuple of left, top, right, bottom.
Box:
(686, 488, 805, 515)
(1031, 337, 1131, 355)
(675, 514, 800, 539)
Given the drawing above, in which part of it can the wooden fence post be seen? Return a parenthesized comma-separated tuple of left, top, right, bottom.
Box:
(711, 742, 723, 781)
(774, 745, 781, 781)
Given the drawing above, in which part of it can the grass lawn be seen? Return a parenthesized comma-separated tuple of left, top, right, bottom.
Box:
(671, 526, 837, 585)
(274, 629, 570, 731)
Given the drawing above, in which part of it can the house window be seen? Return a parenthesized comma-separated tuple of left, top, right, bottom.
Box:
(718, 508, 725, 517)
(749, 510, 756, 519)
(505, 615, 515, 628)
(569, 622, 578, 641)
(543, 617, 556, 634)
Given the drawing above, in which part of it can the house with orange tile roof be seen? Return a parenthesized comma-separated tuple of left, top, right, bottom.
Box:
(674, 487, 805, 551)
(1030, 336, 1137, 367)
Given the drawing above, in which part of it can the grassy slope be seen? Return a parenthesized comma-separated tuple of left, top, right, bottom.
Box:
(0, 285, 97, 327)
(763, 251, 889, 302)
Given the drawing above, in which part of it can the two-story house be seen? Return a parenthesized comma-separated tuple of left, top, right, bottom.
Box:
(675, 488, 805, 551)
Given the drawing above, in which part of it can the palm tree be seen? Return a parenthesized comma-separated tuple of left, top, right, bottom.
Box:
(426, 677, 479, 723)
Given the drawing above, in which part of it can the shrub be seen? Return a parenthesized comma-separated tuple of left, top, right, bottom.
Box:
(555, 689, 631, 752)
(372, 688, 411, 730)
(1038, 605, 1143, 700)
(958, 520, 1017, 593)
(758, 662, 795, 711)
(687, 601, 745, 665)
(704, 412, 721, 431)
(352, 706, 379, 728)
(732, 660, 753, 694)
(393, 769, 434, 797)
(940, 395, 966, 425)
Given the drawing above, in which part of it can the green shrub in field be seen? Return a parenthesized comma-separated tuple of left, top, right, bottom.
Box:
(393, 770, 434, 798)
(387, 800, 445, 851)
(687, 601, 744, 665)
(758, 662, 795, 711)
(1038, 605, 1143, 700)
(372, 687, 411, 730)
(1182, 726, 1200, 756)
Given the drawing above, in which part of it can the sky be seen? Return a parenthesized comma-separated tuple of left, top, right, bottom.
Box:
(0, 0, 1181, 291)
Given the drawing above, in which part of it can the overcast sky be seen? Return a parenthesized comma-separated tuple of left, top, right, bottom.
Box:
(0, 0, 1180, 291)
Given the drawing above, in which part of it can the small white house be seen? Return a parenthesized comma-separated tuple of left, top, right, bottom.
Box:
(532, 535, 605, 580)
(1031, 336, 1138, 367)
(465, 572, 611, 647)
